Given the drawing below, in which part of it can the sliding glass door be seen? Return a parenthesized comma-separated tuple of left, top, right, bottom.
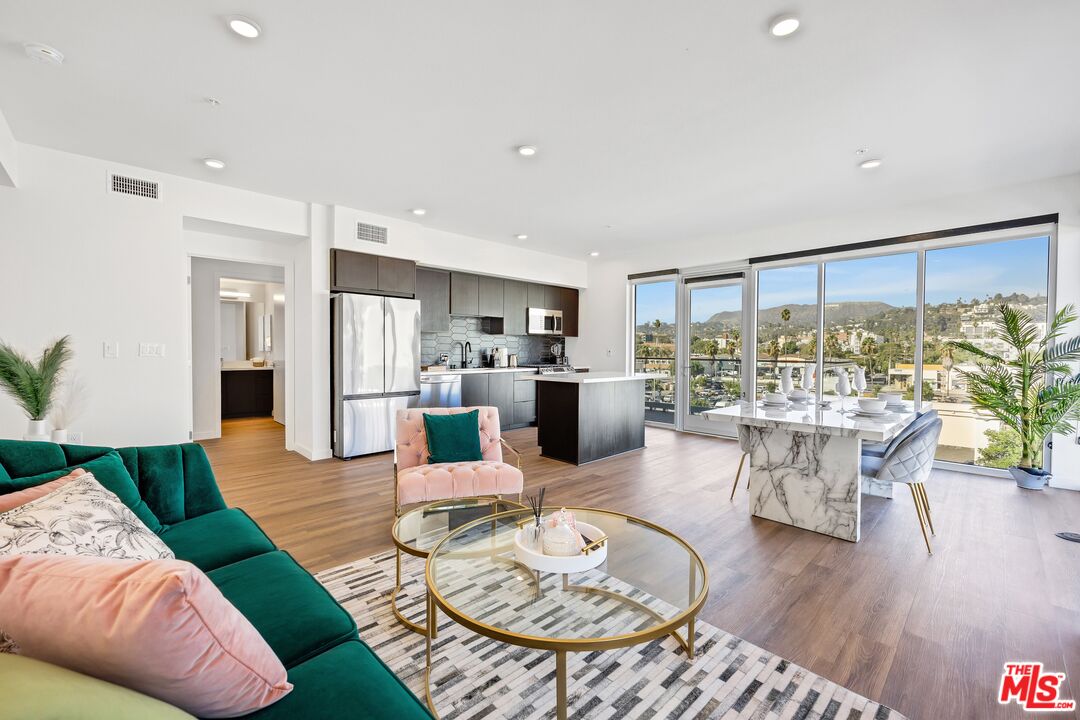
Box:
(633, 279, 677, 425)
(682, 275, 748, 434)
(756, 264, 818, 397)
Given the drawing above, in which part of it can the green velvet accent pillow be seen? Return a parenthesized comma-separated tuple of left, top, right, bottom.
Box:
(0, 653, 195, 719)
(423, 410, 483, 463)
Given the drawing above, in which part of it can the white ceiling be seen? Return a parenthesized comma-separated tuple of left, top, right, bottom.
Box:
(2, 0, 1079, 259)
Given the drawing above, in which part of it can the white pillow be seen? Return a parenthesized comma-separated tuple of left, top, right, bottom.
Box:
(0, 473, 173, 560)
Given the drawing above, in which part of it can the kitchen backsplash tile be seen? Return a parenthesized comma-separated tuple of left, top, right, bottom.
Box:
(422, 317, 562, 366)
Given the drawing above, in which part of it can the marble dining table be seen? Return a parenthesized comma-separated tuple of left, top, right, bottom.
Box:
(702, 399, 929, 542)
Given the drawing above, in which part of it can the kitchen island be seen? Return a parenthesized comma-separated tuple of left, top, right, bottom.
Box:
(535, 372, 654, 465)
(702, 400, 929, 542)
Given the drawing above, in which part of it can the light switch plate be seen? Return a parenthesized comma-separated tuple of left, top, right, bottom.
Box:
(103, 341, 119, 359)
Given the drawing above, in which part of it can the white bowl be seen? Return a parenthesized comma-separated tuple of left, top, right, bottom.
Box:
(877, 392, 902, 405)
(858, 397, 888, 413)
(513, 521, 607, 574)
(764, 392, 788, 405)
(789, 388, 808, 401)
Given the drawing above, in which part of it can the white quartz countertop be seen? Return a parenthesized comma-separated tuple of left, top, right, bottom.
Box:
(421, 367, 538, 375)
(702, 400, 930, 442)
(533, 371, 662, 384)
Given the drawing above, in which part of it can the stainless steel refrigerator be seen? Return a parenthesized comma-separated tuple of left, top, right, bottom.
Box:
(331, 293, 421, 458)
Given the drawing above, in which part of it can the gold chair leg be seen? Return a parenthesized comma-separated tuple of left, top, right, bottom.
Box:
(908, 483, 932, 555)
(730, 453, 747, 500)
(917, 483, 935, 535)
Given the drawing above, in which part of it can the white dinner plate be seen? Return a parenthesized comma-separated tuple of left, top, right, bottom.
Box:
(852, 408, 889, 417)
(761, 400, 788, 407)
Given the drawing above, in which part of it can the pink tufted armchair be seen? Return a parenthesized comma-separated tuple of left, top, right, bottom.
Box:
(393, 407, 524, 516)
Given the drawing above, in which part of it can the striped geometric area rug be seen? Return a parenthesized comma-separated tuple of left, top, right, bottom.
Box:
(316, 551, 906, 720)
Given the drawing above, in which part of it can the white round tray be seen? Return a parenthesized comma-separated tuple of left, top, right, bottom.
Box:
(513, 521, 607, 574)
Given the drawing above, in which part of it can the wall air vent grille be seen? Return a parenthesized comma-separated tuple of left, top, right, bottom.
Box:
(110, 174, 160, 200)
(356, 222, 388, 244)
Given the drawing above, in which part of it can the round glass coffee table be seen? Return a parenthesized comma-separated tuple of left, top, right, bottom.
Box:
(424, 507, 708, 720)
(391, 497, 525, 635)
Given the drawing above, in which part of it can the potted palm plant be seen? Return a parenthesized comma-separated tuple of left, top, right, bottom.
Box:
(0, 336, 73, 441)
(948, 305, 1080, 489)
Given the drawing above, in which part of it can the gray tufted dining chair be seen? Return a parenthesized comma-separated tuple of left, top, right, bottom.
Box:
(730, 425, 753, 500)
(861, 417, 943, 554)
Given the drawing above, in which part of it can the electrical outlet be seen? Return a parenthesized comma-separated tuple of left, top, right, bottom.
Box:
(139, 343, 166, 357)
(66, 431, 83, 444)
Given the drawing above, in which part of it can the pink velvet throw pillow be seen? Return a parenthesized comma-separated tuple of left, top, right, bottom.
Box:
(0, 468, 85, 513)
(0, 554, 292, 718)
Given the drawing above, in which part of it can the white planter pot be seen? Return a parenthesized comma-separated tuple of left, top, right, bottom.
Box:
(23, 419, 49, 442)
(50, 429, 69, 443)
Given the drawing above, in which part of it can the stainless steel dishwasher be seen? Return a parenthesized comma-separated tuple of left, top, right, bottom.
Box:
(419, 373, 462, 408)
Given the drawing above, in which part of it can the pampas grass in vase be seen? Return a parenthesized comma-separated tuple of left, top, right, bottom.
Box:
(50, 371, 86, 443)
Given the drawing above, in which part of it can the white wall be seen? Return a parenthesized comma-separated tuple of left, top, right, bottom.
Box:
(0, 143, 589, 461)
(0, 108, 17, 188)
(575, 172, 1080, 488)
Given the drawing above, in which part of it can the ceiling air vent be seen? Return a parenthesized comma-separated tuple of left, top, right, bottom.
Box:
(109, 173, 160, 200)
(356, 222, 388, 245)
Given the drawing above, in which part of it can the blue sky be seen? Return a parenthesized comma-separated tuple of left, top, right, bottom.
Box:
(636, 235, 1049, 324)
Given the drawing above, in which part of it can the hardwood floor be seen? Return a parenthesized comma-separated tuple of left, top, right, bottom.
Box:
(201, 417, 1080, 720)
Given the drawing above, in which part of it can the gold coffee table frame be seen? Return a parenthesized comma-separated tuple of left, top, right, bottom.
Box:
(390, 496, 526, 635)
(423, 507, 709, 720)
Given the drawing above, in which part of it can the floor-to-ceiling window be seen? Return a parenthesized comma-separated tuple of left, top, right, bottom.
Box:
(756, 264, 818, 396)
(923, 235, 1051, 467)
(633, 279, 677, 424)
(823, 253, 917, 397)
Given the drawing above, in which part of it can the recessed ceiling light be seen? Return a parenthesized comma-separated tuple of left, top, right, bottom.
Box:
(515, 234, 528, 240)
(227, 16, 261, 39)
(589, 251, 600, 257)
(859, 158, 883, 169)
(23, 43, 64, 66)
(516, 145, 538, 157)
(411, 208, 427, 216)
(203, 158, 226, 169)
(205, 97, 222, 107)
(768, 14, 800, 37)
(220, 290, 251, 299)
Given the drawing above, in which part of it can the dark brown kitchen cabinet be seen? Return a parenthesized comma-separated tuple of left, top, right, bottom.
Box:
(527, 283, 547, 309)
(450, 272, 479, 316)
(377, 256, 416, 295)
(221, 369, 273, 418)
(330, 249, 415, 296)
(557, 286, 579, 337)
(502, 280, 528, 335)
(330, 249, 378, 293)
(416, 268, 450, 332)
(478, 276, 504, 318)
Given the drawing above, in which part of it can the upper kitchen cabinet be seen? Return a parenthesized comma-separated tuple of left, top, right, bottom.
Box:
(330, 249, 416, 296)
(557, 286, 579, 337)
(502, 280, 528, 335)
(450, 272, 479, 316)
(377, 256, 416, 295)
(527, 283, 547, 309)
(416, 268, 450, 332)
(478, 276, 504, 318)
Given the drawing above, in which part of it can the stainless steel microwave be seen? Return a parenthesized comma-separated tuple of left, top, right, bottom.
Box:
(527, 307, 563, 335)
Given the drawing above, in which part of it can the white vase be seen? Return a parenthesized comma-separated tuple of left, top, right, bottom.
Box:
(50, 429, 69, 443)
(853, 367, 867, 396)
(836, 371, 851, 399)
(780, 367, 794, 395)
(23, 419, 49, 442)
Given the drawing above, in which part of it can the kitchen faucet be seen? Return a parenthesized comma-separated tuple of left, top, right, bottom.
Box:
(464, 341, 471, 368)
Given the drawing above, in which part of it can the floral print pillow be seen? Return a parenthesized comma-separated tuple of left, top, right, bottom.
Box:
(0, 473, 173, 560)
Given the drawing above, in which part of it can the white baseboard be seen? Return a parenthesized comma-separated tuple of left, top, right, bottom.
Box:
(294, 444, 333, 461)
(192, 431, 219, 441)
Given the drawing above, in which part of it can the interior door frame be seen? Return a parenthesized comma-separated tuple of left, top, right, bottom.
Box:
(680, 270, 752, 436)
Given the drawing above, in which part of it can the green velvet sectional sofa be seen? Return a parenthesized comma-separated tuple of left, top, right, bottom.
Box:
(0, 439, 432, 720)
